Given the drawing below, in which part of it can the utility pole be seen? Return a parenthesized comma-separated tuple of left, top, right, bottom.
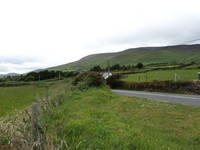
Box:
(174, 73, 177, 82)
(146, 73, 148, 81)
(107, 61, 110, 73)
(59, 71, 61, 80)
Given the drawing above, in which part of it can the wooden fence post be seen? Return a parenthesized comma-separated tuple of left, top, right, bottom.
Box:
(146, 73, 148, 81)
(31, 103, 40, 150)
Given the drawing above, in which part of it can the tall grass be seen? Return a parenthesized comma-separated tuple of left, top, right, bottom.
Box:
(41, 87, 200, 150)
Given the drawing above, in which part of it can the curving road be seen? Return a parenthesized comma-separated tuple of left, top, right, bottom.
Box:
(112, 89, 200, 106)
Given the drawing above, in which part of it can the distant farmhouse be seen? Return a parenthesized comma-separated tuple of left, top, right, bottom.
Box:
(102, 72, 112, 79)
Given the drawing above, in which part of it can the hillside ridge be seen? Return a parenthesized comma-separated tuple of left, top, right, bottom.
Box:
(49, 44, 200, 71)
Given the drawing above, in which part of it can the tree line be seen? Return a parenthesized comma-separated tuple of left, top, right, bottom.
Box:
(0, 63, 144, 82)
(90, 63, 144, 72)
(0, 70, 78, 82)
(21, 70, 79, 81)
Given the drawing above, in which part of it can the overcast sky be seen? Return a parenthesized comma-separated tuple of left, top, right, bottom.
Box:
(1, 0, 200, 74)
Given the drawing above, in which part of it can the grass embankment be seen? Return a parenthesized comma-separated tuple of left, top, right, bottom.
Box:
(123, 69, 200, 82)
(43, 87, 200, 150)
(0, 86, 47, 117)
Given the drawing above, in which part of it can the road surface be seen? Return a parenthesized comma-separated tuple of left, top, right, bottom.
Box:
(112, 89, 200, 106)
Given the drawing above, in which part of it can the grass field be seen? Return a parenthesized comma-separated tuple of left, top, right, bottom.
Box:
(122, 69, 200, 82)
(43, 86, 200, 150)
(0, 85, 47, 117)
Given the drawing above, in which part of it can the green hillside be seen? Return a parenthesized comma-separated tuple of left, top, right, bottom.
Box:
(50, 44, 200, 71)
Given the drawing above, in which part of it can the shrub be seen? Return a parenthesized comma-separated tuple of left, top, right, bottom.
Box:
(73, 71, 104, 89)
(106, 74, 123, 88)
(109, 80, 200, 94)
(90, 65, 103, 72)
(24, 75, 35, 81)
(136, 63, 144, 69)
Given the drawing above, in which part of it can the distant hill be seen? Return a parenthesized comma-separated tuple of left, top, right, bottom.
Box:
(0, 73, 20, 78)
(49, 44, 200, 71)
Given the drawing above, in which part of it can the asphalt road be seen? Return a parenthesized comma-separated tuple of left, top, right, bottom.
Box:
(112, 89, 200, 106)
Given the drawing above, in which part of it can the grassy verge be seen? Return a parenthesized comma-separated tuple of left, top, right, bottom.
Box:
(42, 86, 200, 150)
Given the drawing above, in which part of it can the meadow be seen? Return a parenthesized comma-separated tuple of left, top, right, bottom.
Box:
(0, 85, 47, 117)
(122, 69, 200, 82)
(0, 79, 68, 118)
(0, 76, 200, 149)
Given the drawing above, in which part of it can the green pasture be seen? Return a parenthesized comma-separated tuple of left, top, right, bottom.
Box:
(122, 69, 200, 82)
(0, 85, 47, 117)
(0, 77, 199, 149)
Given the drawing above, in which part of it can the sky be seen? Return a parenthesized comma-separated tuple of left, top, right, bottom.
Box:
(0, 0, 200, 74)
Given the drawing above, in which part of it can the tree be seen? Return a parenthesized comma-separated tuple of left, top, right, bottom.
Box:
(90, 65, 102, 72)
(110, 64, 121, 70)
(136, 63, 144, 69)
(24, 75, 35, 81)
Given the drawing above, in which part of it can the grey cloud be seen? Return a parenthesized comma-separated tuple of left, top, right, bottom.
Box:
(0, 55, 45, 73)
(0, 66, 10, 73)
(98, 15, 200, 48)
(0, 63, 44, 74)
(0, 56, 41, 65)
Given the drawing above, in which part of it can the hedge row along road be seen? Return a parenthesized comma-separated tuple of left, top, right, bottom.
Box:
(112, 89, 200, 106)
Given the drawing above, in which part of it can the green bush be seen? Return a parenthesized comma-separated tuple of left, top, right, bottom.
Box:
(73, 71, 104, 89)
(109, 80, 200, 94)
(24, 75, 35, 81)
(106, 73, 122, 88)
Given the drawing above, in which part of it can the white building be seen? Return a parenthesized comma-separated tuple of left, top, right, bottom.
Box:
(102, 72, 112, 79)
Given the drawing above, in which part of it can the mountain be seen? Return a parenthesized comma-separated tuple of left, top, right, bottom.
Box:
(49, 44, 200, 71)
(0, 73, 20, 78)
